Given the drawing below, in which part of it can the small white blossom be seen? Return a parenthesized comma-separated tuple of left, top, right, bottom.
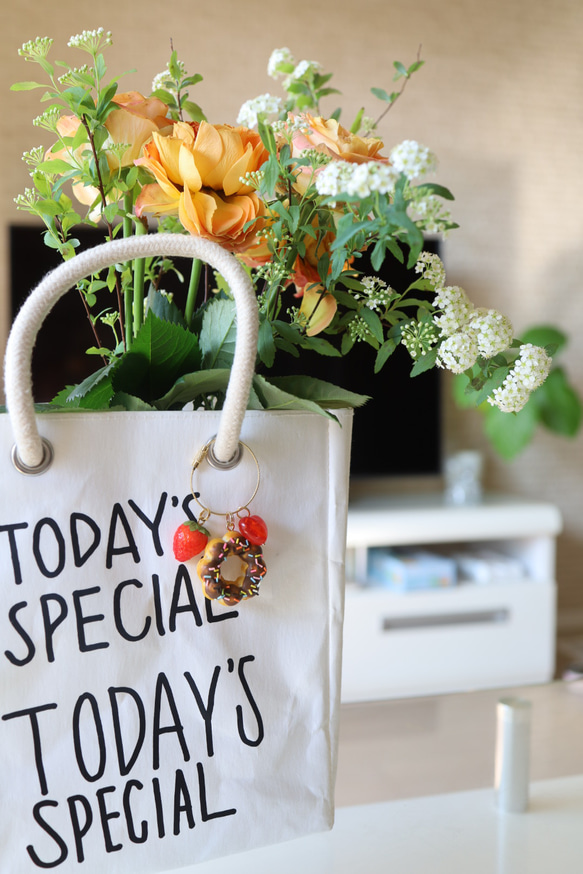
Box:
(237, 93, 282, 128)
(18, 37, 53, 61)
(437, 332, 479, 373)
(358, 276, 394, 310)
(401, 321, 440, 359)
(315, 160, 399, 199)
(390, 140, 437, 180)
(468, 309, 513, 358)
(411, 194, 453, 235)
(67, 28, 112, 52)
(488, 375, 532, 413)
(415, 251, 446, 288)
(487, 344, 551, 412)
(512, 343, 552, 390)
(432, 285, 474, 336)
(267, 47, 295, 79)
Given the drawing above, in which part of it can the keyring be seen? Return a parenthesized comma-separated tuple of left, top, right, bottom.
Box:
(171, 435, 268, 607)
(191, 436, 261, 521)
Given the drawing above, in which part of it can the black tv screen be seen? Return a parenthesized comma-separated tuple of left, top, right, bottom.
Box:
(10, 226, 442, 478)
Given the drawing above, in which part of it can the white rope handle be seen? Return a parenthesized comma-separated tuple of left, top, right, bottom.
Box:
(4, 234, 259, 471)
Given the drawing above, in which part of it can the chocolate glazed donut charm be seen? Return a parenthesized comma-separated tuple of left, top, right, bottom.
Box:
(197, 529, 267, 606)
(186, 436, 268, 607)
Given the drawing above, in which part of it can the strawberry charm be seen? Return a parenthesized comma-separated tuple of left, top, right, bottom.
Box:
(173, 520, 210, 562)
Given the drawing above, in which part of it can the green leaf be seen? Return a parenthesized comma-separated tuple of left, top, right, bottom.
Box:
(64, 362, 115, 401)
(484, 401, 539, 460)
(110, 392, 157, 411)
(520, 324, 567, 353)
(181, 100, 206, 122)
(410, 347, 439, 377)
(257, 318, 276, 368)
(199, 297, 237, 369)
(535, 367, 582, 436)
(370, 87, 392, 103)
(155, 368, 232, 409)
(147, 287, 187, 327)
(359, 307, 384, 344)
(11, 81, 47, 91)
(113, 311, 202, 402)
(393, 61, 409, 78)
(264, 375, 369, 409)
(299, 336, 342, 357)
(375, 339, 397, 372)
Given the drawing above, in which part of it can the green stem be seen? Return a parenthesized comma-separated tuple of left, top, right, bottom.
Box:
(132, 219, 148, 337)
(123, 193, 134, 348)
(185, 258, 202, 328)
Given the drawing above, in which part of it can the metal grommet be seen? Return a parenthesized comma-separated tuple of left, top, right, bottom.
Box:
(11, 438, 54, 476)
(191, 437, 260, 518)
(206, 439, 244, 471)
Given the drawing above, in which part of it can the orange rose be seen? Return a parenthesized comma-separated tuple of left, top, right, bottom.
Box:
(290, 113, 386, 195)
(299, 284, 337, 336)
(135, 121, 269, 252)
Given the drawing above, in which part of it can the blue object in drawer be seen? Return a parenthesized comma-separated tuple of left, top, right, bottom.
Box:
(367, 548, 457, 591)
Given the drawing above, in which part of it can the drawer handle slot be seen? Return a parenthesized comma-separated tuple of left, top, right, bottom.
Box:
(382, 608, 510, 631)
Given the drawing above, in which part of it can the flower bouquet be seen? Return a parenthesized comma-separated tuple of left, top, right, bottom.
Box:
(12, 30, 553, 418)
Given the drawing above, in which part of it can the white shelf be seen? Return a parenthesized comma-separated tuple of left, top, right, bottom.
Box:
(341, 493, 561, 702)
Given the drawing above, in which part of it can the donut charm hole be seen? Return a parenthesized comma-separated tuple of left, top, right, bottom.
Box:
(197, 531, 267, 606)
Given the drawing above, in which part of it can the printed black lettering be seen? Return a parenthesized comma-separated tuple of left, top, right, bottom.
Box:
(40, 594, 68, 663)
(236, 656, 264, 747)
(4, 601, 35, 666)
(169, 565, 203, 630)
(113, 579, 151, 642)
(26, 800, 69, 868)
(204, 597, 238, 624)
(72, 587, 109, 653)
(106, 504, 140, 569)
(183, 666, 220, 757)
(123, 780, 148, 844)
(0, 522, 28, 585)
(33, 518, 66, 579)
(108, 686, 146, 776)
(2, 703, 57, 795)
(173, 768, 195, 835)
(72, 693, 106, 782)
(152, 777, 166, 838)
(152, 573, 166, 636)
(70, 513, 101, 568)
(67, 795, 93, 863)
(152, 673, 190, 770)
(96, 786, 123, 853)
(128, 492, 167, 556)
(197, 762, 237, 821)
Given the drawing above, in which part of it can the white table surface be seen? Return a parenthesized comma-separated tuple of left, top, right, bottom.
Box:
(170, 775, 583, 874)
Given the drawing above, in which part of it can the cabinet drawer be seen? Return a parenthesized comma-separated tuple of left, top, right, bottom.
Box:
(341, 582, 556, 702)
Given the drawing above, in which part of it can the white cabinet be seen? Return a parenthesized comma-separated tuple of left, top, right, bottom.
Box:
(341, 494, 562, 702)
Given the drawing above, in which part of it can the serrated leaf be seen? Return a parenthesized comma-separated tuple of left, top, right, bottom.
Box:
(199, 297, 237, 369)
(110, 392, 157, 411)
(147, 287, 187, 327)
(113, 311, 202, 402)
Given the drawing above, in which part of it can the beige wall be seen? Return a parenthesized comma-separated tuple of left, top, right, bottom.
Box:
(2, 0, 582, 624)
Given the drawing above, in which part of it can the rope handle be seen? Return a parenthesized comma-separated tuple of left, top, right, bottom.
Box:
(4, 234, 259, 473)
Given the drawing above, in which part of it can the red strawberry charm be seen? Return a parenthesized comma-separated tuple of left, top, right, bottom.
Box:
(173, 520, 210, 562)
(239, 514, 268, 546)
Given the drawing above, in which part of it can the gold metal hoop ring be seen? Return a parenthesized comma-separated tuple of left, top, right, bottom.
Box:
(191, 437, 260, 520)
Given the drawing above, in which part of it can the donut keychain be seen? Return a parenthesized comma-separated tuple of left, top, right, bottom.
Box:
(172, 436, 267, 607)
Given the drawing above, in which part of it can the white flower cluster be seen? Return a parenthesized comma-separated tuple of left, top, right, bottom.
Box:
(18, 37, 53, 60)
(432, 286, 475, 336)
(468, 308, 514, 358)
(390, 140, 437, 181)
(151, 58, 186, 93)
(67, 28, 112, 51)
(315, 160, 399, 199)
(415, 251, 446, 288)
(271, 116, 311, 138)
(237, 93, 283, 128)
(401, 320, 440, 360)
(285, 59, 322, 85)
(358, 276, 394, 311)
(410, 193, 453, 235)
(488, 345, 552, 412)
(437, 332, 479, 373)
(267, 47, 295, 78)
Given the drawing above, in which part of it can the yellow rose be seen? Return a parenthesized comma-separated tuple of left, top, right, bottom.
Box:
(299, 284, 337, 336)
(135, 121, 269, 252)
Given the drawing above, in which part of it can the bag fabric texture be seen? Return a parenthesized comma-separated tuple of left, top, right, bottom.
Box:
(0, 236, 352, 873)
